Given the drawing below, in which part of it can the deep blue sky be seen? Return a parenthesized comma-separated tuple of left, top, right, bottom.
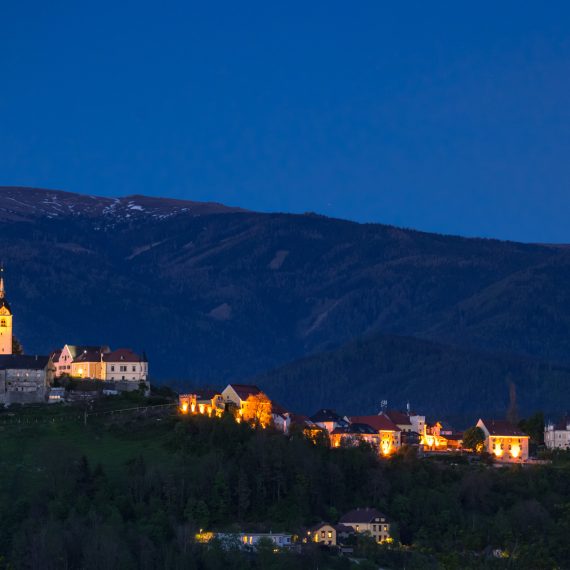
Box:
(1, 2, 569, 242)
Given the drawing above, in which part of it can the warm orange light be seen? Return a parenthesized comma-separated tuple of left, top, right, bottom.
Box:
(511, 445, 520, 459)
(381, 440, 392, 456)
(181, 402, 189, 414)
(195, 532, 214, 543)
(494, 444, 503, 457)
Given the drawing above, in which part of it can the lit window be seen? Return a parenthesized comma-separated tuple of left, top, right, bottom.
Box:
(328, 531, 332, 539)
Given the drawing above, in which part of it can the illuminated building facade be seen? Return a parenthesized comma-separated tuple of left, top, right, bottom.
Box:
(545, 416, 570, 450)
(339, 508, 392, 543)
(179, 389, 224, 417)
(0, 268, 13, 355)
(348, 415, 401, 456)
(307, 523, 336, 546)
(477, 419, 529, 462)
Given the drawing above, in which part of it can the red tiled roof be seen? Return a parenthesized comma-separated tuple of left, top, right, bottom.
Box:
(479, 419, 527, 437)
(102, 348, 144, 363)
(382, 410, 412, 426)
(349, 415, 401, 432)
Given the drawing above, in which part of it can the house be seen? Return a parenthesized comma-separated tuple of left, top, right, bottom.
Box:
(0, 355, 55, 404)
(339, 508, 392, 543)
(348, 415, 401, 456)
(52, 344, 110, 378)
(381, 408, 425, 443)
(476, 419, 529, 462)
(209, 532, 293, 550)
(271, 402, 291, 434)
(179, 389, 224, 417)
(222, 384, 272, 426)
(329, 423, 380, 449)
(101, 348, 148, 382)
(306, 523, 336, 546)
(545, 416, 570, 450)
(70, 347, 107, 379)
(309, 409, 349, 433)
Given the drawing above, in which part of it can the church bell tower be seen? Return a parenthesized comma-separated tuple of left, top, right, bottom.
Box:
(0, 266, 13, 355)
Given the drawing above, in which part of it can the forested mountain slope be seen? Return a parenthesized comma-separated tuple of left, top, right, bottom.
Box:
(1, 186, 569, 415)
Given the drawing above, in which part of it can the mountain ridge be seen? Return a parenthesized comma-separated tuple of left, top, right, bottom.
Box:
(1, 185, 569, 415)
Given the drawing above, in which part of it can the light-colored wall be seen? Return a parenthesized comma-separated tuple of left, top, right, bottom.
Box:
(0, 312, 13, 355)
(311, 524, 336, 546)
(0, 367, 48, 404)
(545, 428, 570, 450)
(343, 518, 391, 543)
(103, 361, 147, 382)
(477, 420, 529, 461)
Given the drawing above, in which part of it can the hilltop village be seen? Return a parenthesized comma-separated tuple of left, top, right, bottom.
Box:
(0, 268, 149, 404)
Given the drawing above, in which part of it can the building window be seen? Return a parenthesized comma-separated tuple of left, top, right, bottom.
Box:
(0, 319, 5, 327)
(328, 531, 332, 539)
(111, 366, 115, 371)
(132, 366, 136, 372)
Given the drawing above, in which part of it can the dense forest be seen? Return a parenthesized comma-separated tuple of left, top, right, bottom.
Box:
(0, 401, 569, 569)
(255, 331, 570, 418)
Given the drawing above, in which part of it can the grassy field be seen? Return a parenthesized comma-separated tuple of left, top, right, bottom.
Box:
(0, 398, 178, 493)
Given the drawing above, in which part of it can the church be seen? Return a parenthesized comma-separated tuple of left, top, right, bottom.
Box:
(0, 268, 54, 404)
(0, 266, 13, 355)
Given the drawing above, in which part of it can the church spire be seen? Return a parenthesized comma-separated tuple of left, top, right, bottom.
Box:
(0, 265, 5, 299)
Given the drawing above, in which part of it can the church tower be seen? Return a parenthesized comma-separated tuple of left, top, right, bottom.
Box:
(0, 267, 13, 355)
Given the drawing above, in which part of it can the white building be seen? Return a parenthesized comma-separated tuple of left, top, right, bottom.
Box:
(102, 348, 148, 382)
(545, 416, 570, 450)
(216, 532, 293, 550)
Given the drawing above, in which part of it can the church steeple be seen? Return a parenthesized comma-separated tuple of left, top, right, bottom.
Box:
(0, 265, 5, 299)
(0, 265, 13, 354)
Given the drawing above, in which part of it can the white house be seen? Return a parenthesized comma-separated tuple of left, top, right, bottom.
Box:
(101, 349, 148, 382)
(545, 416, 570, 450)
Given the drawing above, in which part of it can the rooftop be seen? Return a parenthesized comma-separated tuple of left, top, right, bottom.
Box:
(339, 508, 389, 524)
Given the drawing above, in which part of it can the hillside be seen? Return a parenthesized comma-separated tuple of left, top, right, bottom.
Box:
(253, 332, 570, 419)
(0, 404, 570, 569)
(1, 186, 570, 414)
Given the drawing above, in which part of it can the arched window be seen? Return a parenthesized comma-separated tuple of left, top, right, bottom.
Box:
(0, 319, 5, 328)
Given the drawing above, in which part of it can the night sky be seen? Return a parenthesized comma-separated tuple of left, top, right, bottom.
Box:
(1, 1, 569, 242)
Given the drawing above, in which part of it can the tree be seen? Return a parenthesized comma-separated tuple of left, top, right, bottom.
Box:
(462, 427, 485, 452)
(519, 412, 544, 445)
(242, 393, 272, 428)
(12, 335, 23, 355)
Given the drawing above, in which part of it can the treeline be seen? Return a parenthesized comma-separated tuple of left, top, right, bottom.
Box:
(255, 331, 570, 417)
(1, 414, 570, 568)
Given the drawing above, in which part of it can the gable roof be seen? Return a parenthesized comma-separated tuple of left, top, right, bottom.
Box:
(75, 349, 105, 363)
(382, 410, 412, 426)
(349, 415, 401, 432)
(339, 508, 388, 524)
(102, 348, 144, 363)
(66, 345, 109, 360)
(227, 384, 263, 400)
(331, 423, 378, 436)
(479, 419, 527, 437)
(0, 355, 50, 371)
(0, 298, 11, 314)
(271, 402, 289, 417)
(310, 408, 344, 422)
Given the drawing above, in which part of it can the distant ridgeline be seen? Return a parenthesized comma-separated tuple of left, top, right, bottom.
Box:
(2, 186, 570, 416)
